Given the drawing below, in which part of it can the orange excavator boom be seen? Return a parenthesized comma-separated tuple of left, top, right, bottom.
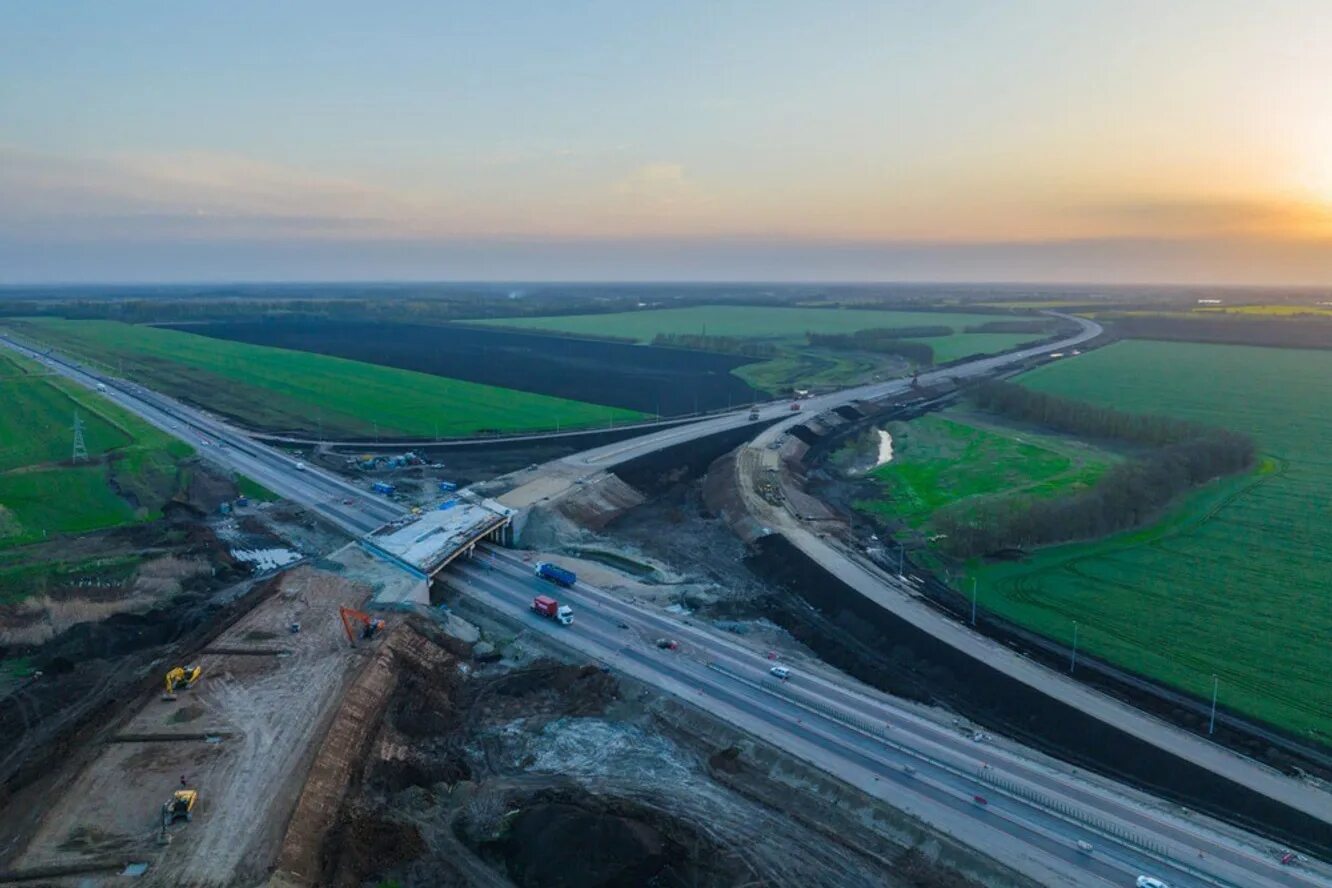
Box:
(339, 606, 385, 645)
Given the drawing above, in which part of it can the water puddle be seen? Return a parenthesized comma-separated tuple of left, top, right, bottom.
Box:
(872, 429, 894, 468)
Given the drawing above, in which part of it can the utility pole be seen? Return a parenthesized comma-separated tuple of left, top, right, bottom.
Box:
(71, 411, 88, 462)
(970, 577, 978, 626)
(1070, 621, 1079, 673)
(1208, 674, 1219, 735)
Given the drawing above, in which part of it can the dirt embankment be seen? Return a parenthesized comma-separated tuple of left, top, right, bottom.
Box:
(307, 619, 1013, 888)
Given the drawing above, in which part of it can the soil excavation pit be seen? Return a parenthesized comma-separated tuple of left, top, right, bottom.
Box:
(8, 565, 377, 887)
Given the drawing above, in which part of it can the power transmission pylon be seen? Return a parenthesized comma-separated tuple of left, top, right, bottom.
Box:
(72, 411, 88, 462)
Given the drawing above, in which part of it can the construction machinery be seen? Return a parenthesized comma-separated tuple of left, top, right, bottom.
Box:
(162, 664, 202, 701)
(339, 606, 385, 645)
(157, 789, 198, 844)
(162, 789, 198, 825)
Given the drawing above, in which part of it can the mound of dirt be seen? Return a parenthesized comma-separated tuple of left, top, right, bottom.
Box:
(322, 805, 427, 888)
(499, 802, 670, 887)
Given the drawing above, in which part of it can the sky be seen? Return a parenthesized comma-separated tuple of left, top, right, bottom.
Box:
(3, 0, 1332, 285)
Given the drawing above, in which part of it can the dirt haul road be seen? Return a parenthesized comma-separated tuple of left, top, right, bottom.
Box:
(3, 565, 376, 887)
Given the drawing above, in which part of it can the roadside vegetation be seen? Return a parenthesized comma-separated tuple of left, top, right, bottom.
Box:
(0, 349, 193, 548)
(6, 318, 645, 438)
(854, 412, 1114, 531)
(936, 381, 1254, 556)
(969, 341, 1332, 740)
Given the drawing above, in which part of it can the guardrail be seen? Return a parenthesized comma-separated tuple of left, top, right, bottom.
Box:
(708, 662, 1233, 888)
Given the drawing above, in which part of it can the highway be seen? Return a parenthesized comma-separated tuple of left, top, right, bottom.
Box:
(449, 548, 1326, 888)
(0, 334, 405, 536)
(733, 385, 1332, 833)
(9, 315, 1328, 883)
(559, 313, 1103, 471)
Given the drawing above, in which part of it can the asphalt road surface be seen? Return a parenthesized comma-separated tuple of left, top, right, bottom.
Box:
(561, 313, 1103, 471)
(9, 316, 1327, 884)
(449, 549, 1325, 888)
(0, 334, 405, 535)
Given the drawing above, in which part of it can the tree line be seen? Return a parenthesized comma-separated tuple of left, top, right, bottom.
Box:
(650, 333, 777, 357)
(807, 329, 939, 364)
(963, 320, 1055, 334)
(931, 380, 1255, 557)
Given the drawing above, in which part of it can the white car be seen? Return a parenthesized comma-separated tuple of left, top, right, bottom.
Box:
(294, 461, 306, 471)
(1136, 877, 1171, 888)
(769, 666, 791, 681)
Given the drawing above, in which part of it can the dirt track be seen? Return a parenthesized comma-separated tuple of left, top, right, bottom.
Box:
(4, 565, 376, 887)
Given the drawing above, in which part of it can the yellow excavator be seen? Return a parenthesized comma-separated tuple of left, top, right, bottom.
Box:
(162, 664, 202, 701)
(158, 789, 198, 844)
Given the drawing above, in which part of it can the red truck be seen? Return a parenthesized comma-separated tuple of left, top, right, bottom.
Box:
(531, 595, 574, 626)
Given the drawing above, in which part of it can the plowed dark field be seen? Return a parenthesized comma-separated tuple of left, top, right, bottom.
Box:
(167, 320, 762, 416)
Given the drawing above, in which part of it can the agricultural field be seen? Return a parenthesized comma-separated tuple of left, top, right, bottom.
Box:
(6, 319, 645, 438)
(855, 412, 1113, 530)
(1195, 303, 1332, 317)
(971, 341, 1332, 740)
(0, 349, 193, 553)
(469, 306, 1050, 392)
(160, 319, 759, 416)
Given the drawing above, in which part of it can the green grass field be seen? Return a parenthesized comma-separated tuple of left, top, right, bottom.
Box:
(856, 412, 1113, 530)
(9, 319, 644, 438)
(971, 341, 1332, 740)
(471, 305, 1044, 392)
(0, 350, 194, 547)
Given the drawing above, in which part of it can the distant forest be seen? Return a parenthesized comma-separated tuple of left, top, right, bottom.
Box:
(807, 328, 941, 364)
(934, 380, 1255, 557)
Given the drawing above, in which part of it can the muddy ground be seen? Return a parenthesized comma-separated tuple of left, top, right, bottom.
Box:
(0, 467, 346, 862)
(1, 563, 378, 887)
(315, 615, 1008, 888)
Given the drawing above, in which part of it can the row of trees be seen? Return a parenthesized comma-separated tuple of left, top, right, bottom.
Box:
(934, 381, 1256, 557)
(650, 333, 777, 357)
(967, 379, 1210, 446)
(963, 320, 1055, 334)
(807, 329, 937, 364)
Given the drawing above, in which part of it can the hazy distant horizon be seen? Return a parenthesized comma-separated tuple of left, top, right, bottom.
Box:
(5, 234, 1332, 289)
(6, 2, 1332, 287)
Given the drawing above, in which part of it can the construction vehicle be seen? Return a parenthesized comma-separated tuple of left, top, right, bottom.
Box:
(531, 595, 574, 626)
(535, 561, 576, 587)
(339, 606, 385, 645)
(162, 789, 197, 826)
(162, 665, 202, 701)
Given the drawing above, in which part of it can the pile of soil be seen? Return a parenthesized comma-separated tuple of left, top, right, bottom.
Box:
(322, 804, 428, 888)
(498, 802, 671, 887)
(467, 786, 744, 888)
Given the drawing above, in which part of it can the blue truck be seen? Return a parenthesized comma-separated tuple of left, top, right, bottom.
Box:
(535, 561, 576, 587)
(371, 481, 396, 496)
(438, 480, 458, 492)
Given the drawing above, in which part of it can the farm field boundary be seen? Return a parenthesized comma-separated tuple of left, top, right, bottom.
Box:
(161, 318, 762, 416)
(969, 341, 1332, 742)
(6, 318, 644, 439)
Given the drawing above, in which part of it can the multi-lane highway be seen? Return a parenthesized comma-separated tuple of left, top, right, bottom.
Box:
(450, 548, 1326, 888)
(10, 315, 1329, 884)
(560, 313, 1103, 472)
(0, 334, 405, 535)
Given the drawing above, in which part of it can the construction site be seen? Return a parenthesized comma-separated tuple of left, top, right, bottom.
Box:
(0, 541, 1017, 887)
(2, 324, 1329, 887)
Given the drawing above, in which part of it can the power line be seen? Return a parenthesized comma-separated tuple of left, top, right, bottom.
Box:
(71, 410, 88, 462)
